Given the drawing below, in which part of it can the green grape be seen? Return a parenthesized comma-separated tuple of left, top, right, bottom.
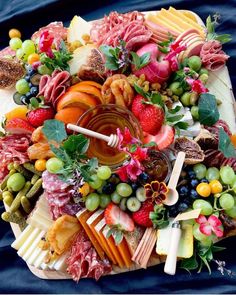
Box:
(199, 73, 209, 84)
(9, 37, 22, 51)
(89, 174, 103, 190)
(111, 191, 122, 204)
(97, 166, 112, 180)
(187, 55, 202, 72)
(16, 48, 24, 60)
(206, 167, 220, 181)
(116, 183, 132, 197)
(99, 194, 111, 209)
(225, 205, 236, 218)
(22, 40, 35, 55)
(193, 223, 207, 241)
(199, 68, 209, 75)
(200, 236, 213, 247)
(220, 166, 235, 184)
(96, 181, 106, 194)
(46, 157, 64, 173)
(193, 163, 207, 180)
(169, 81, 184, 96)
(85, 193, 100, 211)
(193, 199, 213, 215)
(37, 64, 52, 75)
(15, 79, 30, 95)
(180, 92, 191, 106)
(191, 106, 199, 120)
(219, 193, 234, 210)
(7, 173, 26, 192)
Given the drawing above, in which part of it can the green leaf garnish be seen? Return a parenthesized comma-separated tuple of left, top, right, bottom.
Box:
(143, 141, 157, 148)
(198, 93, 220, 126)
(131, 52, 150, 70)
(206, 15, 232, 44)
(218, 128, 236, 158)
(63, 134, 89, 155)
(42, 119, 67, 143)
(149, 205, 169, 229)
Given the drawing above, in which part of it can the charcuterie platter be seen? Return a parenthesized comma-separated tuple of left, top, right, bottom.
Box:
(0, 7, 236, 282)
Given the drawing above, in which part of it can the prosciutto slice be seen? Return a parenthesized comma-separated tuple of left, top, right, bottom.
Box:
(90, 11, 152, 50)
(38, 70, 70, 109)
(67, 230, 112, 282)
(0, 134, 31, 181)
(200, 40, 229, 71)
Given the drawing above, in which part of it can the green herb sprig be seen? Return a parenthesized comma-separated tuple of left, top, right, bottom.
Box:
(206, 15, 232, 44)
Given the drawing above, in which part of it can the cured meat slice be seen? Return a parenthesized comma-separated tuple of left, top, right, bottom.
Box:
(0, 134, 31, 181)
(66, 229, 111, 282)
(38, 70, 70, 109)
(200, 40, 229, 71)
(31, 22, 67, 49)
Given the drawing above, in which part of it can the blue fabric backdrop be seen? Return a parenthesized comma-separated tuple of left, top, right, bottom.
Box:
(0, 0, 236, 293)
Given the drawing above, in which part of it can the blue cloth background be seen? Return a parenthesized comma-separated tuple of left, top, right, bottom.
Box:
(0, 0, 236, 293)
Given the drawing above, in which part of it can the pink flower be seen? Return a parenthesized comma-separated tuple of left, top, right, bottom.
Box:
(117, 158, 143, 182)
(186, 78, 209, 94)
(164, 39, 187, 71)
(39, 30, 54, 58)
(132, 146, 148, 162)
(196, 214, 224, 238)
(117, 127, 139, 151)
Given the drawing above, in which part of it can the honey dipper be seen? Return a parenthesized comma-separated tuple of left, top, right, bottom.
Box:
(67, 123, 120, 148)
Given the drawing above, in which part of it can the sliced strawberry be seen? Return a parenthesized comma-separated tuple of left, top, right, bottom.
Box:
(132, 201, 154, 227)
(131, 94, 147, 119)
(104, 203, 134, 232)
(144, 125, 175, 150)
(139, 105, 164, 135)
(5, 118, 35, 134)
(27, 107, 55, 128)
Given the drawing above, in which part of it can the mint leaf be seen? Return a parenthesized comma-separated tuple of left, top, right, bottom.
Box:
(218, 128, 236, 158)
(139, 52, 150, 68)
(134, 83, 148, 98)
(99, 45, 114, 57)
(130, 52, 141, 69)
(174, 121, 189, 130)
(50, 144, 72, 164)
(105, 56, 119, 70)
(215, 34, 232, 44)
(198, 93, 219, 126)
(166, 114, 184, 123)
(143, 141, 157, 148)
(150, 92, 164, 107)
(168, 105, 181, 114)
(63, 134, 89, 155)
(42, 119, 67, 143)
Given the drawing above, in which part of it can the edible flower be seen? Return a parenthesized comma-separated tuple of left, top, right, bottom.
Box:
(144, 181, 169, 204)
(117, 127, 139, 152)
(39, 30, 54, 58)
(186, 77, 209, 94)
(196, 214, 224, 238)
(164, 39, 187, 71)
(117, 158, 144, 182)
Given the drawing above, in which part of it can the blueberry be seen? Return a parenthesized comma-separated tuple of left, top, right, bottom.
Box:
(178, 202, 189, 212)
(25, 92, 32, 100)
(102, 183, 115, 194)
(168, 205, 178, 217)
(20, 95, 30, 105)
(131, 182, 139, 192)
(200, 178, 209, 183)
(24, 75, 31, 82)
(27, 68, 36, 76)
(178, 185, 189, 196)
(108, 174, 120, 185)
(30, 86, 38, 96)
(138, 172, 150, 185)
(190, 189, 198, 199)
(188, 170, 196, 179)
(190, 178, 199, 188)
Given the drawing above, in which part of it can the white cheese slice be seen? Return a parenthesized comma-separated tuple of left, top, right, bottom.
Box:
(53, 252, 69, 271)
(40, 262, 49, 270)
(22, 230, 46, 261)
(33, 249, 49, 268)
(26, 247, 43, 265)
(11, 225, 34, 250)
(17, 228, 41, 257)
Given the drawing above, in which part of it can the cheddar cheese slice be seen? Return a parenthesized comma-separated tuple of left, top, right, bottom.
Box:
(76, 209, 105, 260)
(95, 219, 117, 265)
(103, 225, 125, 268)
(146, 14, 181, 34)
(154, 13, 183, 33)
(117, 238, 132, 268)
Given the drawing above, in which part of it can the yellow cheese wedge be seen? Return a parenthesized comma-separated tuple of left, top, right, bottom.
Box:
(155, 13, 184, 33)
(11, 225, 34, 250)
(17, 228, 41, 257)
(156, 220, 193, 258)
(117, 238, 132, 269)
(77, 209, 105, 260)
(103, 225, 125, 268)
(95, 218, 117, 265)
(146, 14, 182, 34)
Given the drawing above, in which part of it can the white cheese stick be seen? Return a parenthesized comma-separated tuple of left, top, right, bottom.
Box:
(22, 230, 46, 261)
(17, 228, 41, 257)
(11, 225, 34, 250)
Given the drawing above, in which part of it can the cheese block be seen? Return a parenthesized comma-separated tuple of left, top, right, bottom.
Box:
(102, 225, 125, 268)
(86, 210, 117, 264)
(11, 225, 34, 250)
(17, 228, 41, 257)
(95, 218, 117, 265)
(146, 14, 182, 34)
(67, 15, 92, 45)
(76, 209, 105, 260)
(156, 220, 193, 258)
(33, 249, 49, 268)
(27, 247, 44, 265)
(169, 7, 202, 29)
(117, 238, 132, 269)
(22, 230, 46, 261)
(152, 14, 183, 33)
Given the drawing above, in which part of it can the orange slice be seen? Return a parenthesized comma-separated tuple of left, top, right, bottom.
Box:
(68, 83, 103, 104)
(76, 81, 102, 90)
(57, 91, 98, 112)
(5, 106, 28, 121)
(55, 107, 85, 125)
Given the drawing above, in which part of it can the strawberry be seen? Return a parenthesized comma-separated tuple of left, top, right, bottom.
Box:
(132, 201, 154, 227)
(27, 107, 55, 128)
(139, 104, 164, 135)
(105, 203, 134, 232)
(5, 118, 35, 134)
(131, 95, 146, 119)
(144, 125, 175, 150)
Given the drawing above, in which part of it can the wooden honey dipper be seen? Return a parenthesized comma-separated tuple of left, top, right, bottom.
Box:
(67, 123, 120, 148)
